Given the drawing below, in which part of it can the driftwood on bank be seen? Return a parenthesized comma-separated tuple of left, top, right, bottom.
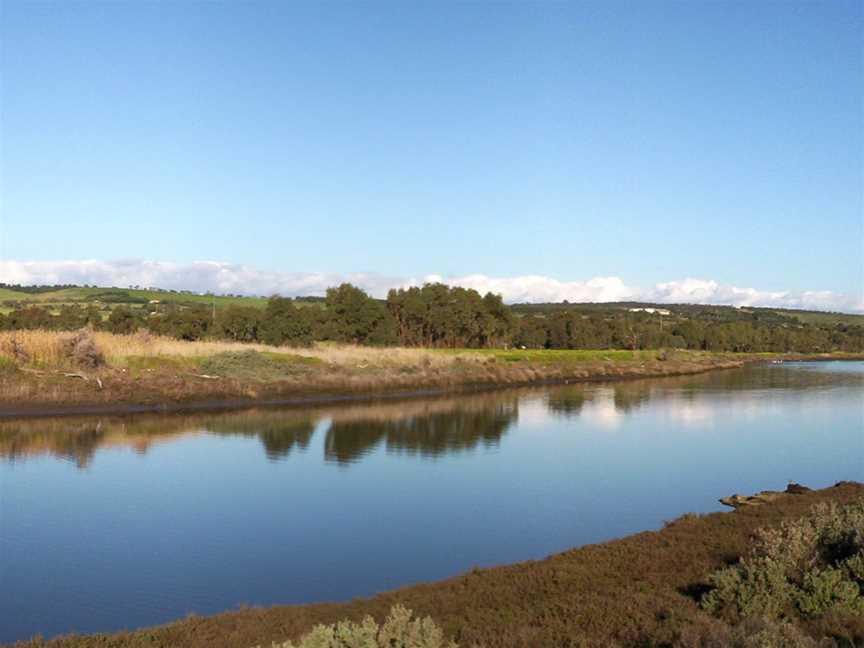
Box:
(61, 372, 104, 390)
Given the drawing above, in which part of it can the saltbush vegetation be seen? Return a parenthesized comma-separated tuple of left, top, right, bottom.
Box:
(701, 500, 864, 622)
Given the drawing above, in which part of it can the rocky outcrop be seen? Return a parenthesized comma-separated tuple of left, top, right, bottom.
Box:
(720, 483, 812, 508)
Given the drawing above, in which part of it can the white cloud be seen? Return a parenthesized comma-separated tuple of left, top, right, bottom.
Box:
(419, 273, 636, 304)
(0, 259, 401, 300)
(0, 259, 861, 313)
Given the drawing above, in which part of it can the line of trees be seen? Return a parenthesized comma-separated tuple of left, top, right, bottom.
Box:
(1, 282, 862, 353)
(514, 311, 864, 353)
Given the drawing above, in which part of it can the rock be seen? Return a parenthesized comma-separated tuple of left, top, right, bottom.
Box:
(720, 483, 814, 508)
(719, 490, 783, 509)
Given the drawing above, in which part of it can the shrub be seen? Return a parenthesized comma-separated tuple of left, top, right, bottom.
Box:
(260, 605, 458, 648)
(60, 328, 104, 369)
(702, 557, 794, 618)
(700, 500, 864, 622)
(676, 616, 820, 647)
(796, 568, 864, 617)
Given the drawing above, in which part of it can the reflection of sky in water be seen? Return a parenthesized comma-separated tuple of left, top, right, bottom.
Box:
(1, 362, 862, 643)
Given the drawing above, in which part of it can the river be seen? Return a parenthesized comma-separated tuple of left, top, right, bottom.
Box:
(1, 361, 862, 642)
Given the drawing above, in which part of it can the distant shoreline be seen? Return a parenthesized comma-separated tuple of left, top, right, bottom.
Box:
(0, 361, 737, 419)
(1, 336, 860, 420)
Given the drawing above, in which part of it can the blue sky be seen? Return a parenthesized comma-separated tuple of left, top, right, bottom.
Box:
(1, 1, 862, 307)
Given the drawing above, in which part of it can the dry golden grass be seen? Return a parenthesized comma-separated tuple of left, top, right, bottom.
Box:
(0, 329, 68, 366)
(0, 330, 478, 369)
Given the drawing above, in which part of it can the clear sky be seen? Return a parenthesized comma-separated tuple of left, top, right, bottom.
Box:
(1, 1, 862, 306)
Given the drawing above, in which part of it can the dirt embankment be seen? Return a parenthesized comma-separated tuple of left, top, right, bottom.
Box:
(10, 482, 863, 648)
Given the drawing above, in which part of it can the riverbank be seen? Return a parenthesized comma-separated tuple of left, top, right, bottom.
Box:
(2, 330, 860, 418)
(10, 481, 863, 648)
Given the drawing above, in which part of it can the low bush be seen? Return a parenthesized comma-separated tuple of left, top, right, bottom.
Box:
(260, 605, 458, 648)
(701, 500, 864, 622)
(676, 616, 820, 647)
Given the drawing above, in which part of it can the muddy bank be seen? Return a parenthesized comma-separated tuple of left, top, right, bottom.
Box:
(9, 482, 863, 648)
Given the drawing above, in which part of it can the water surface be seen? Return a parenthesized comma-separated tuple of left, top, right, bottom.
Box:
(1, 361, 862, 642)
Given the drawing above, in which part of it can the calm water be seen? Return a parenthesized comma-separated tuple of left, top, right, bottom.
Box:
(1, 361, 862, 642)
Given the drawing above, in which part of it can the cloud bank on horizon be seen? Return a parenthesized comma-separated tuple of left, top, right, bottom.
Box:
(1, 260, 861, 313)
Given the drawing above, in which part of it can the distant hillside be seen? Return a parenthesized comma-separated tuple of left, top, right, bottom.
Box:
(0, 284, 275, 313)
(1, 284, 860, 327)
(510, 300, 864, 327)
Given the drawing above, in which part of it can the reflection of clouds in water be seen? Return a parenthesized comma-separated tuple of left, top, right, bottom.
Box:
(513, 397, 552, 428)
(540, 376, 861, 433)
(577, 388, 625, 430)
(660, 397, 716, 427)
(656, 386, 861, 429)
(695, 389, 857, 423)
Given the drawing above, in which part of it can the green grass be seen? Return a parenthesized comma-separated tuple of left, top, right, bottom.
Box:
(118, 350, 323, 379)
(0, 287, 30, 301)
(260, 351, 324, 365)
(198, 350, 322, 382)
(120, 355, 202, 372)
(438, 348, 655, 363)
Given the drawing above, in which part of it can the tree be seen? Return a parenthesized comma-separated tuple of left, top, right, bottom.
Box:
(323, 284, 396, 345)
(259, 298, 313, 346)
(214, 306, 262, 342)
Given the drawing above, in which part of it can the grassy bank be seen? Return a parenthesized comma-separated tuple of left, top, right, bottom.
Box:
(10, 482, 863, 648)
(0, 330, 793, 415)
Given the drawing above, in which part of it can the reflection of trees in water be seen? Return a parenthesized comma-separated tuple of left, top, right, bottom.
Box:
(546, 388, 586, 416)
(324, 401, 518, 465)
(613, 383, 653, 413)
(199, 416, 317, 460)
(0, 420, 106, 468)
(546, 383, 651, 418)
(0, 397, 519, 467)
(258, 423, 316, 459)
(681, 363, 864, 392)
(544, 362, 863, 422)
(0, 412, 319, 467)
(3, 363, 858, 466)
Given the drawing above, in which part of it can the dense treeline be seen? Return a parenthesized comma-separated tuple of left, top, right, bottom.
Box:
(514, 311, 864, 353)
(1, 282, 862, 353)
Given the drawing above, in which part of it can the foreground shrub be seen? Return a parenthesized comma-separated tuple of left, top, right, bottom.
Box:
(701, 500, 864, 621)
(261, 604, 458, 648)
